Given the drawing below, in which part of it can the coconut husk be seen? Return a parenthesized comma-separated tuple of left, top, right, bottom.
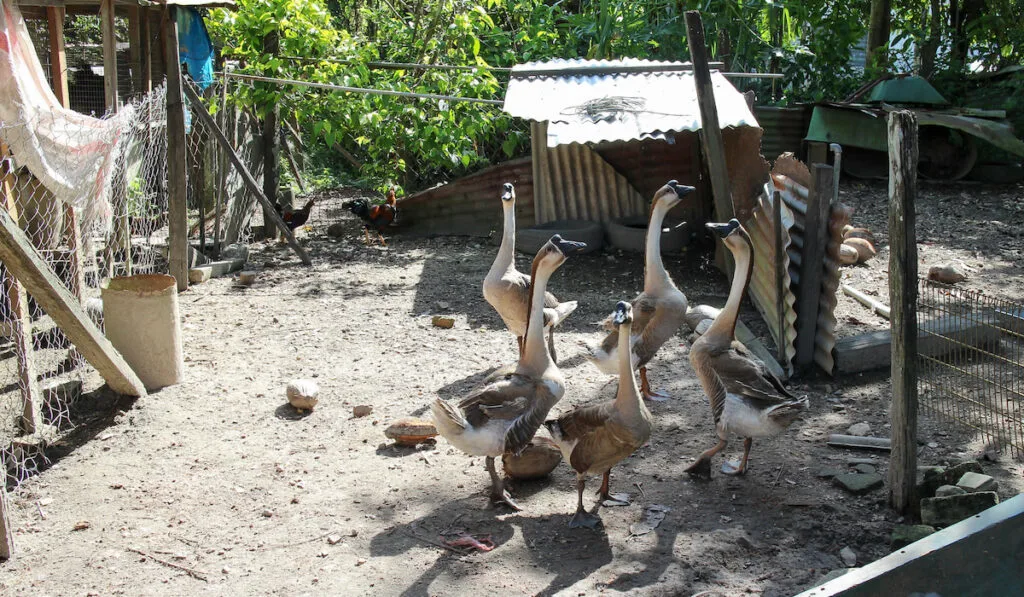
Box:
(384, 417, 438, 446)
(502, 439, 562, 480)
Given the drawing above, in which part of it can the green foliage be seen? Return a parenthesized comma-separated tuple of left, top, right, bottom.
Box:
(206, 0, 1022, 193)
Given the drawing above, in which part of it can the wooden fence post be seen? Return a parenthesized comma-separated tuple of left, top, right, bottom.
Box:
(795, 163, 833, 368)
(0, 484, 12, 560)
(888, 110, 919, 514)
(261, 30, 281, 240)
(164, 6, 189, 291)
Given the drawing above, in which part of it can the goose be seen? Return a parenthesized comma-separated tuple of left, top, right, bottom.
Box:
(589, 180, 694, 401)
(483, 183, 577, 363)
(546, 300, 652, 529)
(433, 235, 586, 509)
(685, 219, 808, 478)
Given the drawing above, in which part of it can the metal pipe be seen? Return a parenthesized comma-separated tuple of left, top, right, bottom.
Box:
(830, 143, 843, 204)
(222, 72, 505, 106)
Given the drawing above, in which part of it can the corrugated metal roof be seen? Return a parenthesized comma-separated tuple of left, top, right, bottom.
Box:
(503, 58, 759, 147)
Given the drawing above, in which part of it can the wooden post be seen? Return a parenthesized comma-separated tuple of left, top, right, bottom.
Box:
(47, 7, 86, 303)
(140, 9, 152, 93)
(46, 7, 69, 108)
(214, 76, 229, 258)
(127, 6, 143, 96)
(0, 209, 147, 397)
(100, 0, 118, 111)
(0, 484, 12, 560)
(261, 30, 281, 240)
(684, 11, 732, 224)
(183, 84, 312, 265)
(773, 189, 786, 364)
(0, 144, 41, 434)
(887, 110, 919, 514)
(530, 121, 546, 224)
(795, 163, 833, 368)
(164, 7, 189, 291)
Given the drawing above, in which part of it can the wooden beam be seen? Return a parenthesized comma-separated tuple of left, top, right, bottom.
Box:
(140, 8, 152, 93)
(1, 145, 42, 434)
(0, 208, 147, 397)
(183, 84, 312, 265)
(126, 5, 142, 96)
(46, 6, 69, 108)
(684, 11, 732, 224)
(887, 109, 919, 514)
(100, 0, 118, 112)
(827, 434, 891, 451)
(261, 29, 281, 240)
(164, 6, 189, 291)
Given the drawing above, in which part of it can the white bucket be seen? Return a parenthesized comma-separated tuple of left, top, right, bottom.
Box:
(101, 274, 184, 391)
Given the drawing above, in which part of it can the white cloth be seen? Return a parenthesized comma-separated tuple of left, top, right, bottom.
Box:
(0, 0, 134, 233)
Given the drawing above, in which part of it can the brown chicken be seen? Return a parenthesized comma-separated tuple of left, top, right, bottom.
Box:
(343, 187, 399, 245)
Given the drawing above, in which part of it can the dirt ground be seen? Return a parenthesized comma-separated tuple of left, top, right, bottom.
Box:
(2, 180, 1022, 597)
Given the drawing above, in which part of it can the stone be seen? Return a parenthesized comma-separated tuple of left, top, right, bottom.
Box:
(816, 467, 845, 479)
(928, 264, 967, 284)
(286, 379, 320, 411)
(846, 422, 872, 437)
(916, 465, 947, 498)
(327, 534, 343, 545)
(890, 525, 936, 550)
(431, 316, 455, 329)
(353, 405, 373, 418)
(920, 491, 999, 527)
(833, 473, 884, 495)
(221, 243, 249, 261)
(853, 463, 876, 474)
(839, 546, 857, 567)
(327, 223, 346, 238)
(262, 509, 274, 518)
(695, 319, 712, 336)
(943, 461, 983, 485)
(189, 267, 212, 284)
(812, 568, 853, 588)
(935, 485, 966, 497)
(956, 471, 997, 493)
(238, 270, 258, 286)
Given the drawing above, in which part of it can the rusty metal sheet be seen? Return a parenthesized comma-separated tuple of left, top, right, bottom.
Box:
(537, 143, 645, 223)
(745, 186, 798, 375)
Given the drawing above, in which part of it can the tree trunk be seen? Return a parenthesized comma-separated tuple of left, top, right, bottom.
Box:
(867, 0, 892, 71)
(918, 0, 941, 79)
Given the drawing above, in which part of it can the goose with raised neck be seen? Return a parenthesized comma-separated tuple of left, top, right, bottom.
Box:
(684, 219, 808, 479)
(434, 235, 584, 510)
(588, 180, 693, 401)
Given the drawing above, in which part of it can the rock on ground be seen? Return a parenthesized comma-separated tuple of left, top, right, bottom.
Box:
(920, 491, 999, 527)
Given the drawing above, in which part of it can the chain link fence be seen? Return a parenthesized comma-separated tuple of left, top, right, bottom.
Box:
(918, 279, 1024, 459)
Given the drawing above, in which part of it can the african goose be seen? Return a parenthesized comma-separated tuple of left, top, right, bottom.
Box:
(589, 181, 693, 400)
(546, 301, 652, 529)
(685, 219, 808, 478)
(433, 235, 586, 509)
(483, 183, 577, 363)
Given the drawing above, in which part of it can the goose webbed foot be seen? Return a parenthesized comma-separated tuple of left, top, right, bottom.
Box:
(721, 438, 752, 476)
(568, 509, 602, 529)
(639, 367, 670, 402)
(685, 439, 728, 480)
(490, 489, 523, 511)
(486, 456, 521, 511)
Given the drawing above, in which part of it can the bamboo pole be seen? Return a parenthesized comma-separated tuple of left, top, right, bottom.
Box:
(887, 110, 919, 514)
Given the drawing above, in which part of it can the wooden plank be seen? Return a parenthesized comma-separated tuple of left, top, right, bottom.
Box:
(100, 0, 118, 111)
(1, 145, 42, 434)
(887, 109, 919, 514)
(139, 7, 152, 93)
(827, 434, 891, 451)
(530, 120, 545, 225)
(794, 163, 832, 367)
(182, 84, 311, 265)
(164, 6, 189, 291)
(0, 209, 147, 397)
(684, 11, 732, 224)
(126, 6, 142, 96)
(842, 284, 891, 319)
(0, 484, 12, 560)
(834, 313, 1000, 374)
(189, 257, 245, 281)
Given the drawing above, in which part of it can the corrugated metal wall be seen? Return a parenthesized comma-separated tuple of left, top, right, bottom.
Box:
(533, 142, 646, 223)
(755, 106, 813, 163)
(397, 157, 534, 237)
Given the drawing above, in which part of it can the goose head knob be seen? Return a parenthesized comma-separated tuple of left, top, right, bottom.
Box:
(654, 180, 696, 209)
(706, 218, 747, 249)
(611, 300, 633, 326)
(501, 182, 516, 203)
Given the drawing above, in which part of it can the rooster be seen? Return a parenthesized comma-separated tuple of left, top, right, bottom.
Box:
(277, 198, 315, 231)
(343, 188, 399, 246)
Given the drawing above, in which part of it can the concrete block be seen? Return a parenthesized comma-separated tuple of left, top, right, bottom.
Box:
(189, 267, 212, 284)
(920, 491, 999, 527)
(957, 471, 997, 493)
(935, 484, 967, 497)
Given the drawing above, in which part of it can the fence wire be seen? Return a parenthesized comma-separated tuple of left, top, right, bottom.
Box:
(918, 279, 1024, 459)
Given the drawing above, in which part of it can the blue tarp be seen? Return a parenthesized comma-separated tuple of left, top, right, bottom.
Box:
(177, 8, 214, 89)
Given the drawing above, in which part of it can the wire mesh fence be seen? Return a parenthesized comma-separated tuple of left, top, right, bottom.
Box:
(917, 278, 1024, 459)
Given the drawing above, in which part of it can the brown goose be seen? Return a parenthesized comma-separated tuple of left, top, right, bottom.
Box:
(433, 235, 586, 509)
(685, 219, 808, 478)
(546, 301, 652, 528)
(589, 180, 693, 401)
(483, 183, 577, 363)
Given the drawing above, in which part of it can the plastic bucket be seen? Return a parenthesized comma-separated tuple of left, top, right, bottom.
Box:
(101, 274, 184, 390)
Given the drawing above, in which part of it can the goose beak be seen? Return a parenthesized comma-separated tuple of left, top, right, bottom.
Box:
(667, 180, 696, 198)
(611, 301, 632, 325)
(705, 219, 741, 239)
(550, 234, 586, 254)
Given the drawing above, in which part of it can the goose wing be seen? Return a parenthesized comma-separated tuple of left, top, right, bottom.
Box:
(632, 296, 685, 368)
(708, 341, 795, 404)
(502, 379, 563, 456)
(458, 374, 535, 429)
(596, 293, 655, 355)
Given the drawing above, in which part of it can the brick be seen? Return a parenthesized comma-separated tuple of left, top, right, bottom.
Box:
(833, 473, 884, 495)
(890, 524, 936, 550)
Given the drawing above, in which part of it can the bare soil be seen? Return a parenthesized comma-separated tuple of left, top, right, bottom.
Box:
(2, 181, 1022, 597)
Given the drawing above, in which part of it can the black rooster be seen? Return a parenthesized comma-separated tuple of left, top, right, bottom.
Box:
(343, 188, 399, 246)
